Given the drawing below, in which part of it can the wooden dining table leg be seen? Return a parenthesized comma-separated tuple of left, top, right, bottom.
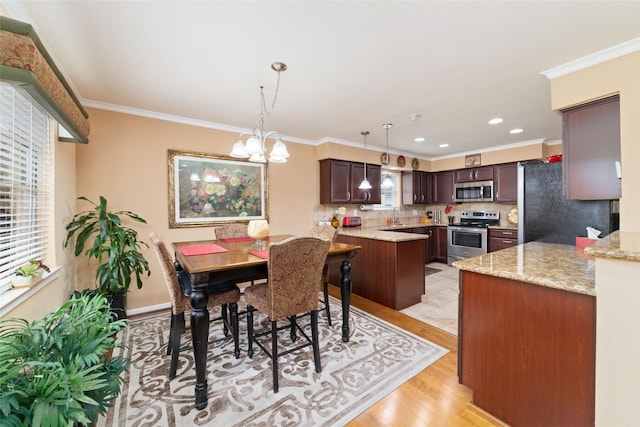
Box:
(190, 286, 210, 410)
(340, 259, 353, 342)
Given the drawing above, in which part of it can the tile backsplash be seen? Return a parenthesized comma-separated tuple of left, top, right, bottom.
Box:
(314, 203, 517, 228)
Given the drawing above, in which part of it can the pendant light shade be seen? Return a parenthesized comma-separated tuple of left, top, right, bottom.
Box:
(381, 123, 394, 189)
(358, 131, 372, 190)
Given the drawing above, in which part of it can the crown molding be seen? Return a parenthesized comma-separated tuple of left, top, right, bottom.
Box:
(430, 138, 547, 161)
(541, 37, 640, 80)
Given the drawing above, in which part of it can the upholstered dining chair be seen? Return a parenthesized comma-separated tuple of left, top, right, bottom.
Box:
(244, 236, 330, 393)
(214, 223, 249, 240)
(309, 224, 338, 326)
(149, 232, 241, 380)
(214, 222, 267, 287)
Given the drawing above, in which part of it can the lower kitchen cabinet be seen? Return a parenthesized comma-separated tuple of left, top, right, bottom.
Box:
(459, 270, 595, 426)
(434, 226, 447, 263)
(488, 228, 518, 252)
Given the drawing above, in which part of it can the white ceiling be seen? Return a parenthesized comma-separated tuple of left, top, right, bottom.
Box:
(6, 1, 640, 160)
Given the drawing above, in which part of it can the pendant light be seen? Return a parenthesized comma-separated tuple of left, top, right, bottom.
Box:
(381, 123, 394, 189)
(358, 131, 372, 190)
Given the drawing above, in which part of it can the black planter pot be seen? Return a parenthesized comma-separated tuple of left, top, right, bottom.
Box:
(109, 294, 127, 321)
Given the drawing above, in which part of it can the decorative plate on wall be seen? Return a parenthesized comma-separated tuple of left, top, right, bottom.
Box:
(397, 155, 406, 167)
(411, 158, 420, 169)
(381, 152, 389, 166)
(507, 207, 518, 225)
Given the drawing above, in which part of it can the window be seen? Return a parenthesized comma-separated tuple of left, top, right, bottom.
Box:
(0, 82, 53, 293)
(376, 171, 401, 209)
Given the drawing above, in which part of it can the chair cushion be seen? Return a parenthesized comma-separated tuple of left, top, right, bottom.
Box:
(244, 282, 269, 312)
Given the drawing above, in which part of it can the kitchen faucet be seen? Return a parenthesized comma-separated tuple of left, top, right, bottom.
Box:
(392, 206, 399, 224)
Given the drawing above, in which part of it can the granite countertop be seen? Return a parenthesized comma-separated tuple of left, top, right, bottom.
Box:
(337, 222, 435, 242)
(452, 241, 596, 296)
(584, 231, 640, 262)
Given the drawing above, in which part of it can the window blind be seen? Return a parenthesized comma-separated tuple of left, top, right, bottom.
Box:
(0, 82, 52, 290)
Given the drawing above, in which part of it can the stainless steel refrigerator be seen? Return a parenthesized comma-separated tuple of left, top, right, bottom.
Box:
(517, 161, 617, 245)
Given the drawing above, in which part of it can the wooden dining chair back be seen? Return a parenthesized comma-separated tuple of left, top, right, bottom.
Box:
(148, 232, 241, 380)
(244, 236, 330, 392)
(214, 223, 249, 240)
(309, 224, 338, 325)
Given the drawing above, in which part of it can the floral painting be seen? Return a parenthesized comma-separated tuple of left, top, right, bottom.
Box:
(168, 150, 267, 228)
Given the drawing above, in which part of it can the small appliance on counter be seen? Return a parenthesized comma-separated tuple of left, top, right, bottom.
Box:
(342, 216, 362, 227)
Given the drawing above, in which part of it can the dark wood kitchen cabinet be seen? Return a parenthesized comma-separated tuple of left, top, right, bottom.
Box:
(562, 95, 621, 200)
(319, 158, 381, 204)
(434, 226, 448, 263)
(459, 270, 595, 426)
(488, 228, 518, 252)
(454, 166, 493, 183)
(433, 171, 455, 204)
(493, 162, 518, 203)
(401, 171, 432, 205)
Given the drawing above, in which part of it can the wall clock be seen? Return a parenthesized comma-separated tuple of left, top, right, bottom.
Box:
(381, 153, 389, 166)
(397, 155, 406, 167)
(411, 158, 420, 169)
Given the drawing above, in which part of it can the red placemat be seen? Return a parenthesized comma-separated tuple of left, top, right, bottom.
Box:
(250, 250, 269, 259)
(220, 237, 255, 243)
(179, 244, 229, 256)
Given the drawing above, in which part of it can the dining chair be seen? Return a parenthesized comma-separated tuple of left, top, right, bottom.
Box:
(148, 232, 241, 380)
(309, 224, 338, 326)
(214, 223, 249, 240)
(214, 222, 267, 287)
(244, 236, 330, 393)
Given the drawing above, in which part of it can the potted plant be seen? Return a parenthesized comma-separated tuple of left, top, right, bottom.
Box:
(0, 292, 130, 426)
(11, 260, 50, 288)
(64, 196, 150, 319)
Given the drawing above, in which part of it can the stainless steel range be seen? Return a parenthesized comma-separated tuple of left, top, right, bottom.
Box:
(447, 210, 499, 265)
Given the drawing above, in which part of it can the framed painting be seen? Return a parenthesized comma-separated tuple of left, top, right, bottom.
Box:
(465, 153, 481, 167)
(168, 149, 268, 228)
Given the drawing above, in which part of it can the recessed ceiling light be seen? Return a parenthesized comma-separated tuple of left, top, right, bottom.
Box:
(414, 137, 425, 142)
(408, 113, 422, 121)
(509, 128, 524, 134)
(488, 118, 503, 125)
(439, 143, 449, 148)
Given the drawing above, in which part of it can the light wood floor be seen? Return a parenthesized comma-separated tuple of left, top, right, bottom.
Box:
(327, 284, 503, 427)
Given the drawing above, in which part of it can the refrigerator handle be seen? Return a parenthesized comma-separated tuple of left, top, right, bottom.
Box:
(517, 163, 524, 244)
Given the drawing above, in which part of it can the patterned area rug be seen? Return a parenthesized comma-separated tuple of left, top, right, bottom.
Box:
(98, 296, 447, 426)
(425, 265, 442, 276)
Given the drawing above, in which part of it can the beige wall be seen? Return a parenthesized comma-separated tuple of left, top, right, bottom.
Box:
(549, 51, 639, 231)
(549, 51, 640, 426)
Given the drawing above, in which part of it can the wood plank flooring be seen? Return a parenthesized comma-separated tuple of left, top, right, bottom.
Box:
(327, 284, 503, 427)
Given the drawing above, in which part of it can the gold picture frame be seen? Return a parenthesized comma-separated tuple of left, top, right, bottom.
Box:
(167, 149, 268, 228)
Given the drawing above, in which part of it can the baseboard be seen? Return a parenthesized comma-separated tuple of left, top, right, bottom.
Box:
(127, 301, 171, 317)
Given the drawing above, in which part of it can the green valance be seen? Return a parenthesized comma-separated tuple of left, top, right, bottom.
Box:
(0, 16, 89, 143)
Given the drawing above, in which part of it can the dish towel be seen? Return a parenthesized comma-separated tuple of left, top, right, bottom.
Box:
(249, 250, 269, 259)
(220, 237, 255, 243)
(179, 244, 229, 256)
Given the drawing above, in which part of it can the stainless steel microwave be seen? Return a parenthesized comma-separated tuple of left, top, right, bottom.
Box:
(453, 180, 494, 202)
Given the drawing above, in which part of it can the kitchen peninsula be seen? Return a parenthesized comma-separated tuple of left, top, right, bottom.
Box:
(329, 223, 435, 310)
(453, 242, 596, 426)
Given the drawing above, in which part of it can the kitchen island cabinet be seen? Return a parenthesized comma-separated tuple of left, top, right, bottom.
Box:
(453, 242, 595, 426)
(331, 227, 427, 310)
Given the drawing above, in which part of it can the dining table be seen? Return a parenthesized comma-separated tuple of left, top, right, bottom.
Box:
(171, 234, 361, 410)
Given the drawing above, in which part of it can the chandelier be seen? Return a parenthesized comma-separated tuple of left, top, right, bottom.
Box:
(229, 62, 290, 163)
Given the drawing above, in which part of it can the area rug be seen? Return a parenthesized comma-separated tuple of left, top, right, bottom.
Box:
(98, 296, 447, 426)
(425, 265, 442, 276)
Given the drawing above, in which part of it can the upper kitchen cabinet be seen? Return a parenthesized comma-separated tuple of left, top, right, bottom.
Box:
(402, 171, 432, 205)
(493, 162, 518, 203)
(562, 95, 621, 200)
(319, 158, 381, 204)
(433, 170, 455, 204)
(454, 166, 494, 183)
